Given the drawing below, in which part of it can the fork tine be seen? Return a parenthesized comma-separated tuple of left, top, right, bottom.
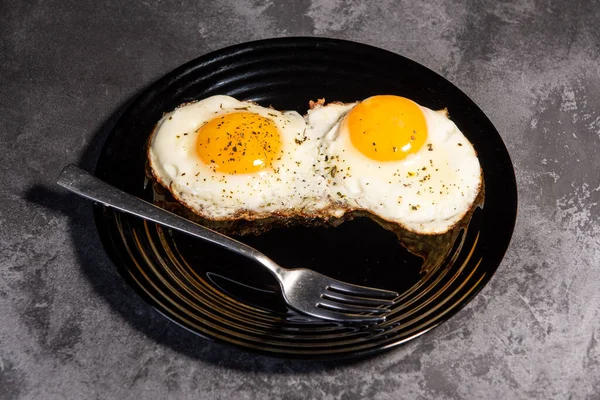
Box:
(321, 292, 396, 307)
(308, 308, 387, 324)
(318, 299, 391, 315)
(327, 281, 399, 299)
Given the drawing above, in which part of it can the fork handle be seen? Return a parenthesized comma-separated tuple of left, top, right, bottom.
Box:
(56, 164, 285, 278)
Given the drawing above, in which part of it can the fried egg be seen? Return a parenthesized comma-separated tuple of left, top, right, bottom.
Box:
(148, 94, 482, 236)
(148, 95, 329, 219)
(309, 95, 482, 234)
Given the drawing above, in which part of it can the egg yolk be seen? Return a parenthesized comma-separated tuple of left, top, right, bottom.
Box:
(196, 112, 282, 174)
(344, 95, 427, 161)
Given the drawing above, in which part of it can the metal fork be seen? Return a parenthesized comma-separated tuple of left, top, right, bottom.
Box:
(56, 164, 398, 323)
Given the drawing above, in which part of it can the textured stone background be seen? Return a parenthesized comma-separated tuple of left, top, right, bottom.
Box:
(2, 0, 600, 398)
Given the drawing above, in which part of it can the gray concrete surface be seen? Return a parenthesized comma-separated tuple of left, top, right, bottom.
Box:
(2, 0, 600, 398)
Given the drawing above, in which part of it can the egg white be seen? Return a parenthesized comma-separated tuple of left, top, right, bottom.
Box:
(149, 95, 482, 235)
(308, 102, 482, 234)
(148, 95, 329, 219)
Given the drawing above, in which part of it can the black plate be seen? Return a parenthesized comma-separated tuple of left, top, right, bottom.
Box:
(94, 37, 517, 359)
